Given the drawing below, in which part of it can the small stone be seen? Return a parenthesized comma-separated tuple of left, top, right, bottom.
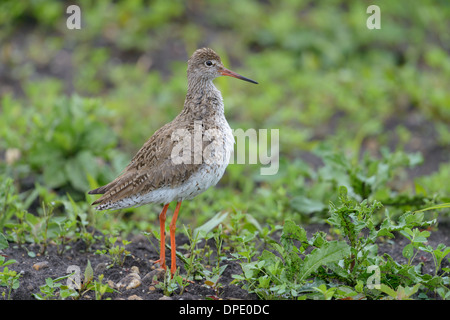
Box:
(95, 262, 108, 273)
(107, 280, 116, 289)
(159, 296, 172, 300)
(148, 285, 156, 292)
(32, 261, 49, 271)
(128, 295, 143, 300)
(116, 272, 141, 290)
(130, 266, 140, 274)
(142, 268, 165, 283)
(126, 278, 141, 290)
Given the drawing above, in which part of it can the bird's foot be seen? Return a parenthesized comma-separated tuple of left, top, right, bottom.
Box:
(152, 259, 166, 270)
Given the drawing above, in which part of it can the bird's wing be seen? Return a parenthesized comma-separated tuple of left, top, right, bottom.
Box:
(88, 118, 205, 208)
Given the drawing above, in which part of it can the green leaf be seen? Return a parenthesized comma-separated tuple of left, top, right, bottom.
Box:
(379, 284, 397, 298)
(241, 261, 259, 279)
(299, 241, 351, 282)
(436, 246, 450, 261)
(402, 243, 414, 259)
(415, 230, 430, 243)
(400, 228, 414, 240)
(42, 159, 67, 188)
(0, 258, 17, 267)
(193, 212, 228, 240)
(84, 260, 94, 286)
(0, 233, 8, 250)
(260, 250, 279, 265)
(414, 202, 450, 213)
(45, 278, 54, 288)
(281, 220, 307, 245)
(65, 157, 88, 192)
(60, 288, 78, 299)
(380, 284, 421, 300)
(12, 277, 20, 290)
(310, 231, 326, 248)
(290, 196, 325, 214)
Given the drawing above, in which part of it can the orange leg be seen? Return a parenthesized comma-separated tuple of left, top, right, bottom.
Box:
(169, 201, 182, 276)
(155, 203, 170, 270)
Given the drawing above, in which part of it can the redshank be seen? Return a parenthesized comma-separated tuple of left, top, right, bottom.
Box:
(88, 48, 258, 275)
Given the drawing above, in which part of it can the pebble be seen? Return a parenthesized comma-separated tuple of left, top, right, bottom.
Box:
(159, 296, 172, 300)
(107, 280, 117, 289)
(32, 261, 49, 271)
(126, 277, 141, 290)
(95, 262, 108, 273)
(130, 266, 140, 274)
(142, 268, 165, 283)
(116, 272, 141, 290)
(128, 295, 143, 300)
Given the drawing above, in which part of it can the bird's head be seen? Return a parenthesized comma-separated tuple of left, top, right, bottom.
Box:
(187, 48, 258, 84)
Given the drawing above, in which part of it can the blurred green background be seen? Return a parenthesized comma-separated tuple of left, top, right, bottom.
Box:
(1, 0, 449, 233)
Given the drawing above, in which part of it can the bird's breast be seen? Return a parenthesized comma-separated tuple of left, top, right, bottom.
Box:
(201, 117, 234, 166)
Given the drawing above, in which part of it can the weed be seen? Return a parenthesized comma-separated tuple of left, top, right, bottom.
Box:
(232, 186, 447, 300)
(92, 274, 115, 300)
(180, 225, 210, 280)
(154, 269, 182, 296)
(0, 93, 124, 197)
(232, 219, 350, 299)
(96, 237, 131, 268)
(32, 260, 115, 300)
(379, 284, 421, 300)
(0, 256, 21, 300)
(204, 264, 228, 297)
(33, 274, 79, 300)
(401, 227, 431, 266)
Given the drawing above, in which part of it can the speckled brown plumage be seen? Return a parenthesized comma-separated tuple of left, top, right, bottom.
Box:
(88, 48, 257, 275)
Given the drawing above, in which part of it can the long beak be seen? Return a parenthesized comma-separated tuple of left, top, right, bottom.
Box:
(220, 67, 258, 84)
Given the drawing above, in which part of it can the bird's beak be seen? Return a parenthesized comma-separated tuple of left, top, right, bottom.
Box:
(220, 67, 258, 84)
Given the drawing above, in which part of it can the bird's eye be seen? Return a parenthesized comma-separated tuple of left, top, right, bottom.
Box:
(205, 60, 213, 67)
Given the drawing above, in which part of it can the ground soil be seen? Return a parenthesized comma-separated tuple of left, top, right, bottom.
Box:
(2, 232, 256, 300)
(2, 220, 449, 300)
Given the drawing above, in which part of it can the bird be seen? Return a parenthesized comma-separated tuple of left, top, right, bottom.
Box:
(88, 48, 258, 276)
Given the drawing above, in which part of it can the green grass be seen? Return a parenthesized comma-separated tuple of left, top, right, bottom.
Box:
(0, 0, 449, 300)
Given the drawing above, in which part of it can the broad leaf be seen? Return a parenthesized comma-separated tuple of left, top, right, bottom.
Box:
(299, 241, 350, 282)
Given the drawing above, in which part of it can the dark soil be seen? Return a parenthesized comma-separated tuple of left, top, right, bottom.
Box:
(376, 221, 450, 276)
(2, 221, 449, 300)
(2, 232, 256, 300)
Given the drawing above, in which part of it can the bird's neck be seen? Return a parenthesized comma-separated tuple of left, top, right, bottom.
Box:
(183, 78, 225, 120)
